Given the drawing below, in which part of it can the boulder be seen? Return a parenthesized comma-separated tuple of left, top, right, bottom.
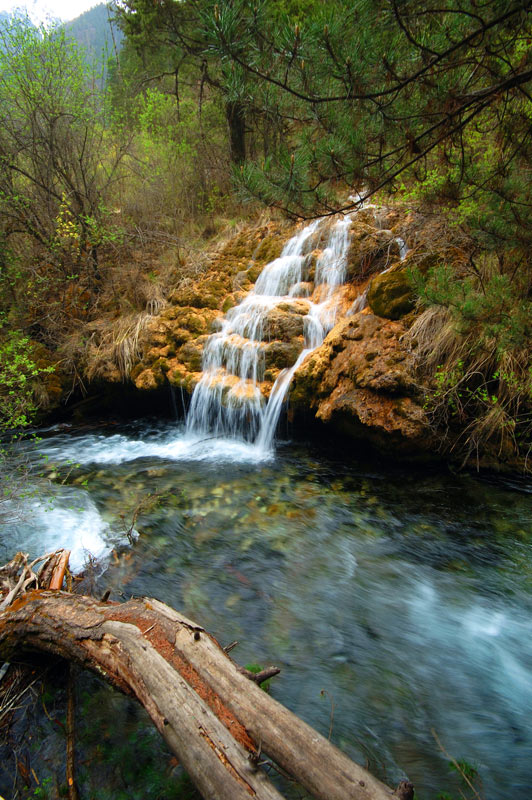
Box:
(263, 340, 303, 370)
(262, 303, 308, 341)
(290, 312, 433, 455)
(346, 229, 402, 282)
(367, 265, 415, 320)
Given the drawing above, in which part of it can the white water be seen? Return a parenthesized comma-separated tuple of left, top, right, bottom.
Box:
(186, 215, 353, 455)
(0, 485, 114, 572)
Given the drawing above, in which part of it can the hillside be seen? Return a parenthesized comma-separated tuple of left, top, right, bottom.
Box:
(63, 2, 122, 61)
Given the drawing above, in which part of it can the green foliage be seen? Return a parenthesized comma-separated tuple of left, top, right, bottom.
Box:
(244, 662, 272, 692)
(24, 777, 53, 800)
(194, 0, 532, 257)
(412, 256, 532, 463)
(412, 263, 532, 354)
(0, 326, 53, 430)
(436, 758, 483, 800)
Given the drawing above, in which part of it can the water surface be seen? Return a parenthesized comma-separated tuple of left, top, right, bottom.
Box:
(2, 420, 531, 798)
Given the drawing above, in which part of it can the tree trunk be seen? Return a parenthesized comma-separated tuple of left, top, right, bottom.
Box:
(0, 588, 406, 800)
(226, 100, 246, 164)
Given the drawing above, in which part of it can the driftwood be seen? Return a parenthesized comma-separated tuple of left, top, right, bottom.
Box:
(0, 551, 413, 800)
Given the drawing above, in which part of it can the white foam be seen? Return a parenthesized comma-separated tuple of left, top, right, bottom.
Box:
(4, 487, 113, 572)
(38, 429, 273, 466)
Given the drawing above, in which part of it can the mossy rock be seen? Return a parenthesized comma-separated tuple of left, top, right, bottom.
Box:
(263, 341, 302, 370)
(177, 341, 204, 372)
(367, 266, 415, 320)
(152, 357, 170, 374)
(170, 288, 223, 310)
(346, 231, 401, 282)
(262, 307, 305, 341)
(253, 234, 284, 266)
(134, 368, 163, 391)
(167, 362, 187, 386)
(222, 295, 236, 313)
(130, 363, 146, 381)
(247, 262, 264, 283)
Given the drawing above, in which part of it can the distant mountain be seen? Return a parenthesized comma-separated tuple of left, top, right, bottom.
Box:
(0, 9, 37, 29)
(63, 3, 122, 63)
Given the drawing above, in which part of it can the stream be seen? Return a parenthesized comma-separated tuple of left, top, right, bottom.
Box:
(1, 418, 531, 799)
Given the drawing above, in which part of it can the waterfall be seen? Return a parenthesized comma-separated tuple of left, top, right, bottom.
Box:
(185, 215, 353, 453)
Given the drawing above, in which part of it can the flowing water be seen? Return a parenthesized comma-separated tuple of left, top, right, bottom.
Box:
(1, 217, 532, 798)
(2, 420, 532, 799)
(186, 215, 352, 453)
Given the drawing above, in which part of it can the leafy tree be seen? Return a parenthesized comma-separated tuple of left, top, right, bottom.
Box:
(0, 18, 130, 285)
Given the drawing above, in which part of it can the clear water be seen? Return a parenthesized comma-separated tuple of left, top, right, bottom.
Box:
(2, 420, 532, 799)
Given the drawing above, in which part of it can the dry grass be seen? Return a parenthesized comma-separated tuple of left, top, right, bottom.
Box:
(84, 312, 154, 381)
(405, 306, 531, 467)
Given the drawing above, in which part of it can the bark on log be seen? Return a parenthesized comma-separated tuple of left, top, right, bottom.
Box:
(0, 589, 401, 800)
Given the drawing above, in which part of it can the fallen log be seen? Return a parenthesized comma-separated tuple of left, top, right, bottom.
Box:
(0, 556, 412, 800)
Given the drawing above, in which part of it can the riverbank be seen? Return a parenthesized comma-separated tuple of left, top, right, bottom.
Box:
(32, 202, 530, 476)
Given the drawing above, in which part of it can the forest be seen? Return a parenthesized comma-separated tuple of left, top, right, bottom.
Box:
(0, 2, 532, 799)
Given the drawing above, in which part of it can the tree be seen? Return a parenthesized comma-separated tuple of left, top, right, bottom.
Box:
(113, 0, 251, 165)
(0, 19, 130, 286)
(203, 0, 532, 245)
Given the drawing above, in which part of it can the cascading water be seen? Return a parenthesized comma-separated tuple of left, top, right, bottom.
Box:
(186, 215, 353, 454)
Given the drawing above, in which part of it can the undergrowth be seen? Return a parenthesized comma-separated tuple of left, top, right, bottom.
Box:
(407, 247, 532, 468)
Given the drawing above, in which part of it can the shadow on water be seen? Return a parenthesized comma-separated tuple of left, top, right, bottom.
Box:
(1, 418, 532, 799)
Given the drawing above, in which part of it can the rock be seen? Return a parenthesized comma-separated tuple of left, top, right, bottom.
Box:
(290, 312, 433, 454)
(262, 304, 308, 341)
(177, 338, 208, 372)
(263, 340, 303, 370)
(134, 368, 161, 391)
(346, 227, 402, 282)
(289, 281, 313, 298)
(316, 382, 431, 453)
(367, 265, 415, 320)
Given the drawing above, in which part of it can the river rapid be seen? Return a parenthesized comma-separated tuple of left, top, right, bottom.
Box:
(1, 419, 531, 799)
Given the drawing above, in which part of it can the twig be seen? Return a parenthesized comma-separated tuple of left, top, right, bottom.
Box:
(66, 665, 79, 800)
(1, 552, 56, 611)
(431, 729, 483, 800)
(320, 689, 335, 741)
(240, 666, 281, 686)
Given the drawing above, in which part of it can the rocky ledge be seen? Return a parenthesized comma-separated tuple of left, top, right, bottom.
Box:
(122, 208, 448, 460)
(290, 310, 435, 456)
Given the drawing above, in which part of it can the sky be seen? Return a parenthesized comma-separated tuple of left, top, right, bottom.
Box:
(0, 0, 102, 24)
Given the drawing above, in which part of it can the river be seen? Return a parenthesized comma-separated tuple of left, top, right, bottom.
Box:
(1, 418, 531, 799)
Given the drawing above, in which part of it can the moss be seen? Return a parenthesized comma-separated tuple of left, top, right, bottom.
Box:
(222, 295, 236, 313)
(178, 342, 203, 372)
(247, 262, 263, 283)
(152, 358, 169, 374)
(367, 266, 415, 320)
(253, 234, 284, 266)
(130, 363, 146, 381)
(134, 368, 161, 391)
(263, 341, 301, 369)
(167, 363, 186, 386)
